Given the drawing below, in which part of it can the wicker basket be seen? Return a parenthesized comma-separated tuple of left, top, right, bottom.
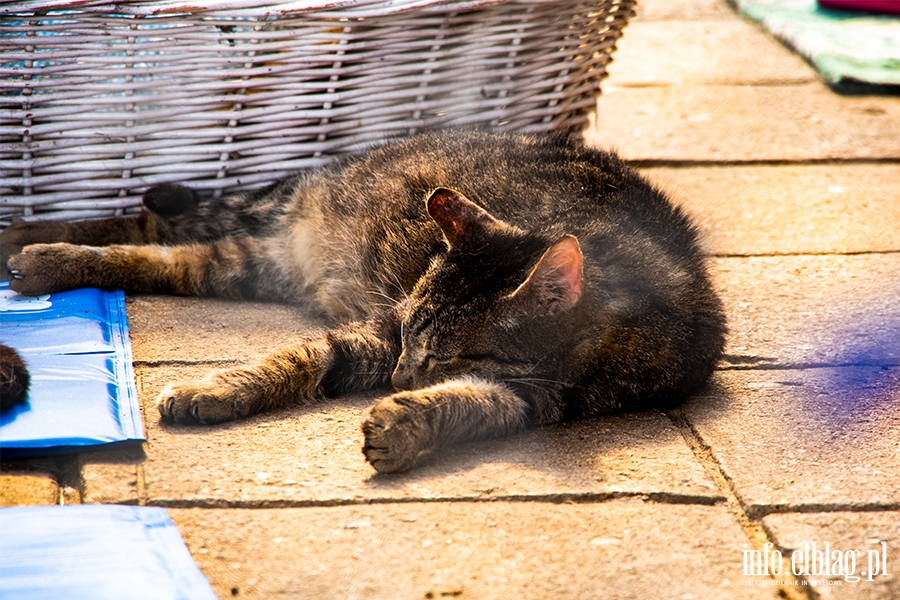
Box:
(0, 0, 635, 225)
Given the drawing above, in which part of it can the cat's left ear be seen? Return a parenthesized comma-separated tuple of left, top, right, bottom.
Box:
(426, 188, 501, 248)
(505, 235, 584, 318)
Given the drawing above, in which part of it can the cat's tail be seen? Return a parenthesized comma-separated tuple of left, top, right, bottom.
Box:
(0, 343, 30, 412)
(142, 183, 200, 219)
(141, 183, 228, 242)
(142, 177, 298, 242)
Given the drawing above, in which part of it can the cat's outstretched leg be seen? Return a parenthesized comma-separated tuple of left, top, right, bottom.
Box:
(1, 182, 262, 280)
(6, 238, 297, 302)
(158, 315, 401, 424)
(0, 213, 169, 280)
(361, 378, 529, 473)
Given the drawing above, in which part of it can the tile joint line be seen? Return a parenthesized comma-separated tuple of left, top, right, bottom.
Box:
(666, 407, 818, 600)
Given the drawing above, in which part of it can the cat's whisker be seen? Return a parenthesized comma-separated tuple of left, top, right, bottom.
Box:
(367, 301, 396, 311)
(388, 270, 410, 294)
(366, 289, 397, 303)
(504, 377, 566, 385)
(520, 355, 549, 378)
(502, 377, 566, 393)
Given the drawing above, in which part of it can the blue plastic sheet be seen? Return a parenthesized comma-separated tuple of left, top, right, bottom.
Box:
(0, 281, 144, 456)
(0, 505, 217, 600)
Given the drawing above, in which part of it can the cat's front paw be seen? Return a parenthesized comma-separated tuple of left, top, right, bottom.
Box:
(361, 394, 432, 473)
(1, 220, 66, 279)
(7, 243, 91, 296)
(157, 381, 257, 425)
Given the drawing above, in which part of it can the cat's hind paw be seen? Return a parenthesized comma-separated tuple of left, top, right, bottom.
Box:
(157, 381, 256, 425)
(361, 394, 431, 473)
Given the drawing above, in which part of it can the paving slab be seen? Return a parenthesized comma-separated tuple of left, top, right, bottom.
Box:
(0, 472, 58, 506)
(78, 444, 146, 505)
(170, 501, 780, 600)
(608, 19, 815, 87)
(126, 294, 324, 364)
(0, 454, 82, 505)
(586, 83, 900, 162)
(684, 367, 900, 514)
(81, 365, 720, 506)
(634, 0, 735, 20)
(643, 164, 900, 255)
(761, 511, 900, 600)
(712, 254, 900, 368)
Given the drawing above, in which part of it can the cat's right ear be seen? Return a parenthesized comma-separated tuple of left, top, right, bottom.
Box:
(503, 235, 584, 320)
(426, 188, 500, 249)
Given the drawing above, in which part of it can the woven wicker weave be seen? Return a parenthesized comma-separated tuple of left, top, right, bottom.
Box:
(0, 0, 635, 224)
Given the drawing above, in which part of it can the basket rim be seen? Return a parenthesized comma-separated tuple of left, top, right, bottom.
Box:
(0, 0, 522, 17)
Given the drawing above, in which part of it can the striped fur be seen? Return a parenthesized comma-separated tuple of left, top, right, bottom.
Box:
(1, 130, 726, 472)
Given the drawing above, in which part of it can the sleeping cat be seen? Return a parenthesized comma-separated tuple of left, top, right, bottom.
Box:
(0, 130, 726, 472)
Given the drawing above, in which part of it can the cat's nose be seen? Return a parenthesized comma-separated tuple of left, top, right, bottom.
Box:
(391, 361, 413, 391)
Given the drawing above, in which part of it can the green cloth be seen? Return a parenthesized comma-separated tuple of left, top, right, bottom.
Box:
(729, 0, 900, 88)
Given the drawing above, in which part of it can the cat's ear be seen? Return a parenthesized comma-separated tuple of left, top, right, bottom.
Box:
(505, 235, 584, 318)
(426, 188, 500, 248)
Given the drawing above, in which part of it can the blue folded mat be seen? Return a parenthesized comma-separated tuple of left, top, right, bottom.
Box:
(0, 281, 144, 456)
(0, 505, 217, 600)
(729, 0, 900, 89)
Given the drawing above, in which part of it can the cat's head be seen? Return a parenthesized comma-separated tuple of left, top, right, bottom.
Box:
(392, 188, 584, 391)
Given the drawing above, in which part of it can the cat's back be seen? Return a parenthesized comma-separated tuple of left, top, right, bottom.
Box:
(331, 130, 650, 215)
(332, 130, 695, 252)
(277, 130, 701, 321)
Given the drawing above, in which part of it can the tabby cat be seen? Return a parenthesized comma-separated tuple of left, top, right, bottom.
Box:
(1, 130, 726, 472)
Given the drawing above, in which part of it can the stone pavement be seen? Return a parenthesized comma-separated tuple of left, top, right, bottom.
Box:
(2, 0, 898, 598)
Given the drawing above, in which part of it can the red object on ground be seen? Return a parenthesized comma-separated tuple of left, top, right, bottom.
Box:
(818, 0, 900, 15)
